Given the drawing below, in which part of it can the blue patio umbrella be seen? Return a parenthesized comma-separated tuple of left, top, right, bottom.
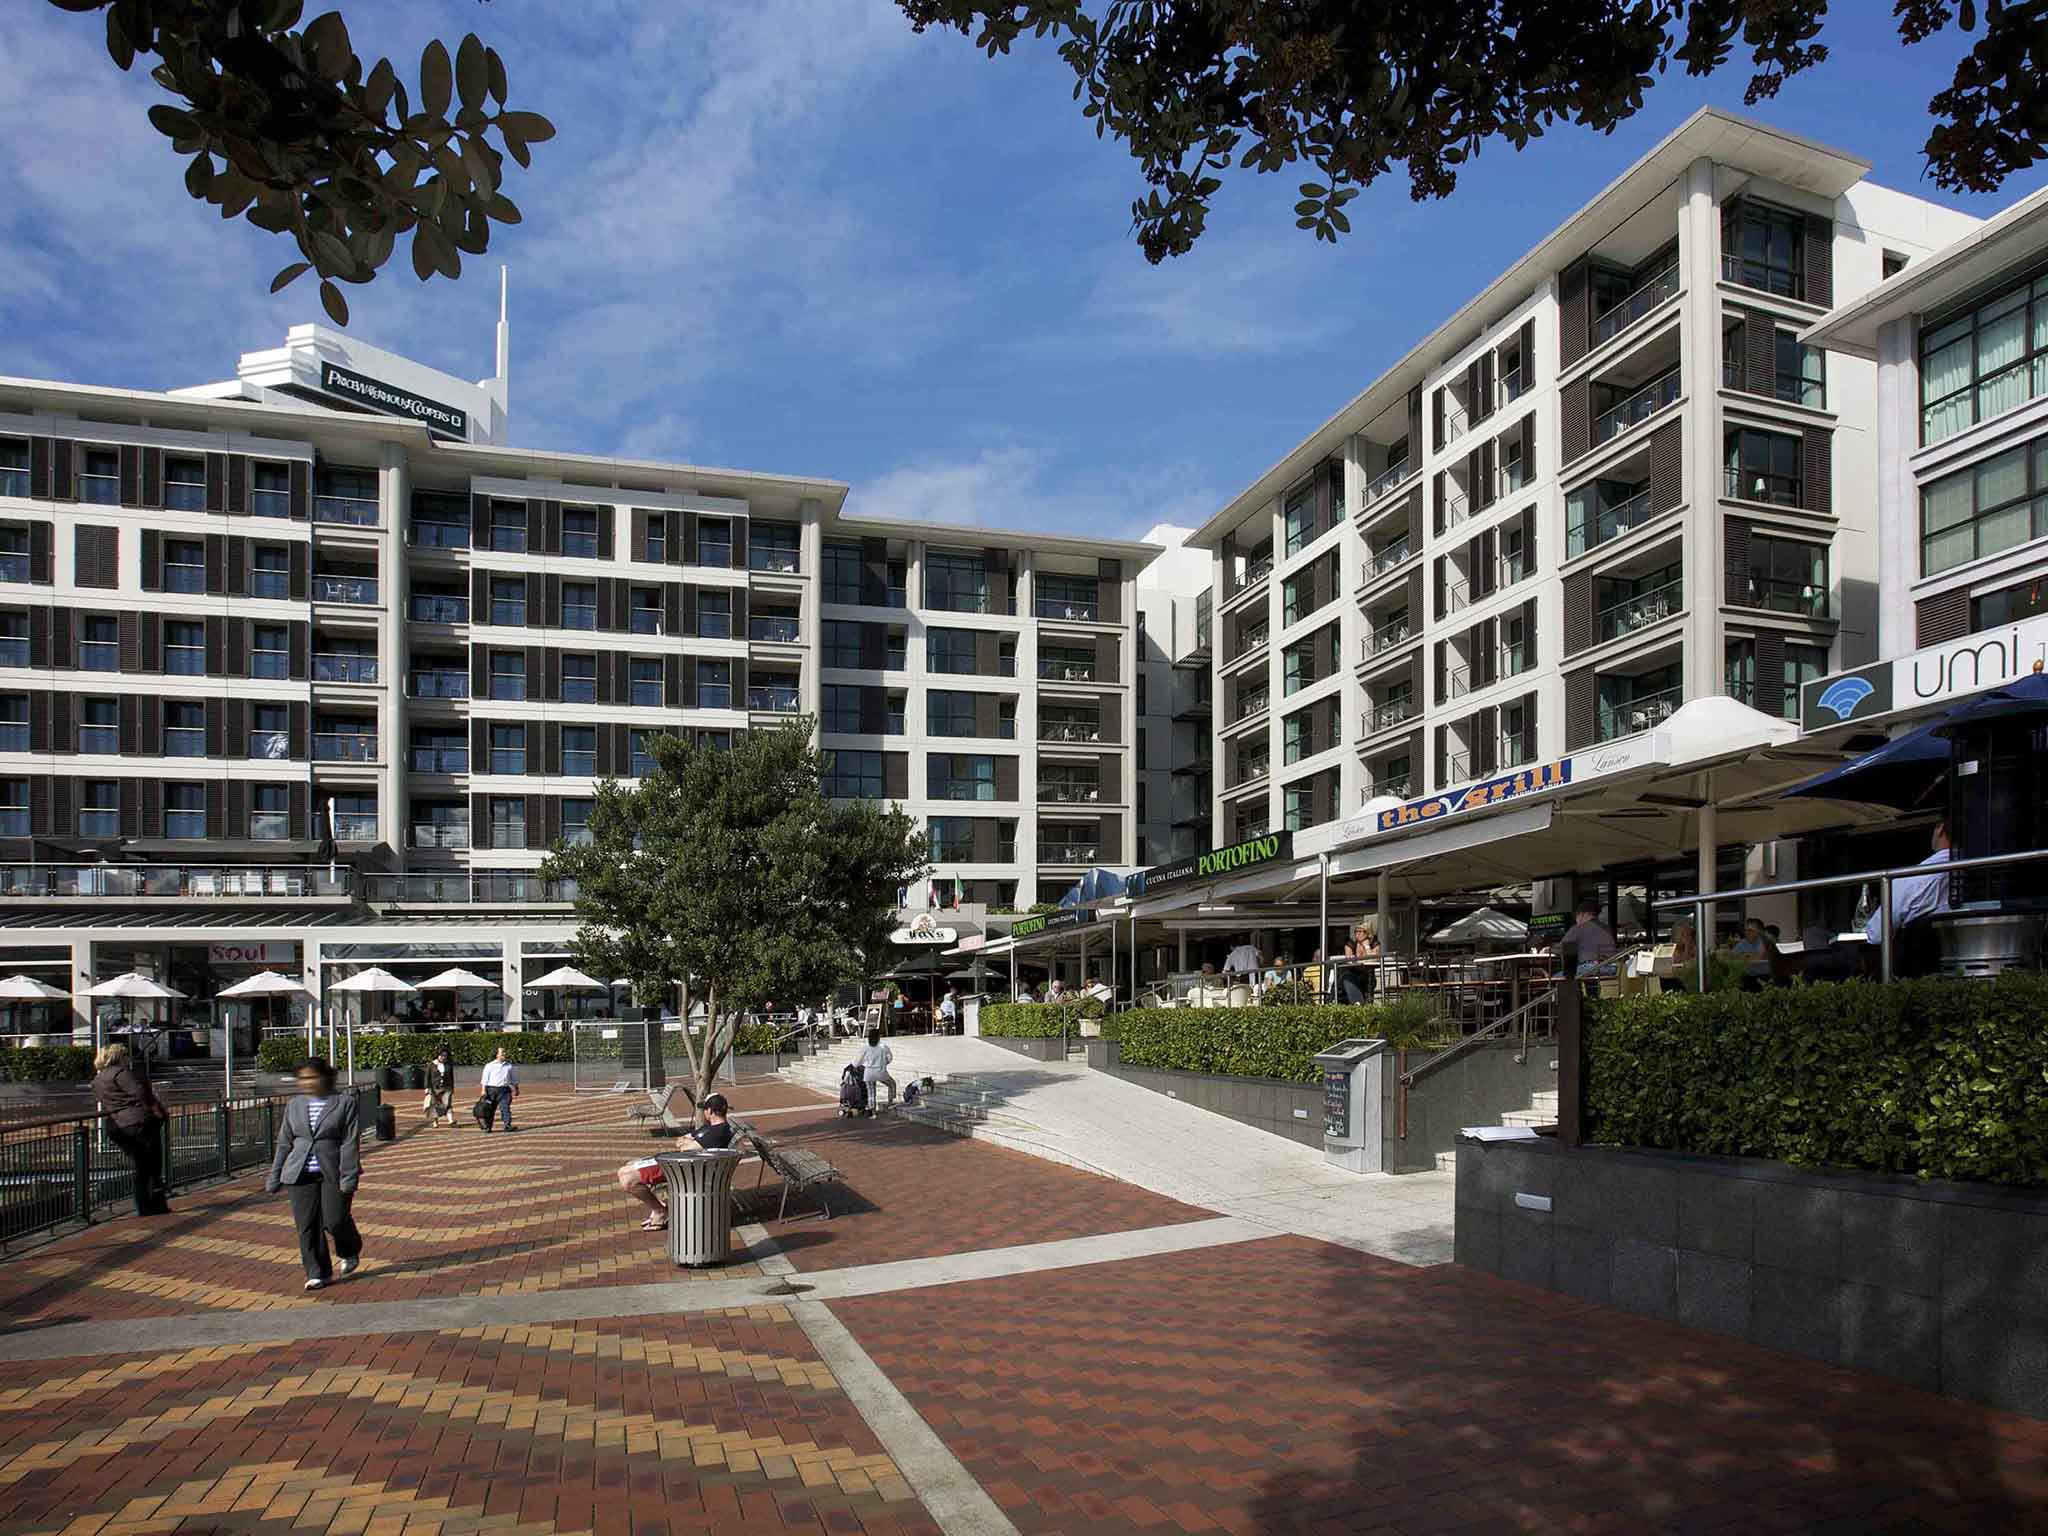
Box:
(1931, 669, 2048, 734)
(1784, 671, 2048, 810)
(1061, 868, 1128, 907)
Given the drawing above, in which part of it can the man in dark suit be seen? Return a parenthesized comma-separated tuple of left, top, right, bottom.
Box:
(265, 1058, 364, 1291)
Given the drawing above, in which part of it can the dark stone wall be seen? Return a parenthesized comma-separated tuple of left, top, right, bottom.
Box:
(1084, 1039, 1322, 1146)
(1381, 1041, 1556, 1174)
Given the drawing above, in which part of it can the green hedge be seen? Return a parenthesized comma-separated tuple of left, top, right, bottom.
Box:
(979, 1000, 1102, 1038)
(1, 1045, 95, 1082)
(1112, 997, 1451, 1083)
(256, 1031, 574, 1073)
(1585, 973, 2048, 1187)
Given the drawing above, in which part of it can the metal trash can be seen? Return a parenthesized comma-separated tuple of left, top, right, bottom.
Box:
(657, 1149, 745, 1267)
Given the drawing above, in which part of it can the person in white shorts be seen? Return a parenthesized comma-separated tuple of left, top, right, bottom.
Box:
(859, 1029, 897, 1110)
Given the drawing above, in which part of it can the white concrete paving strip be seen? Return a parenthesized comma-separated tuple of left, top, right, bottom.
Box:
(0, 1214, 1267, 1362)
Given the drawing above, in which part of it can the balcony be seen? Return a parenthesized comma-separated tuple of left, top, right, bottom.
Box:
(332, 813, 379, 841)
(313, 732, 378, 763)
(1367, 616, 1413, 656)
(0, 864, 350, 900)
(312, 575, 378, 606)
(1035, 595, 1098, 622)
(699, 540, 733, 568)
(1597, 685, 1683, 742)
(1038, 843, 1099, 864)
(1497, 734, 1533, 771)
(1366, 777, 1412, 801)
(1367, 538, 1413, 578)
(1501, 368, 1529, 406)
(408, 746, 469, 774)
(1363, 459, 1414, 504)
(1567, 487, 1655, 558)
(749, 616, 800, 643)
(1231, 623, 1269, 660)
(1592, 262, 1680, 348)
(1232, 554, 1272, 597)
(1593, 369, 1681, 446)
(1441, 488, 1471, 531)
(1742, 576, 1830, 618)
(313, 494, 379, 526)
(1233, 687, 1269, 723)
(1724, 466, 1802, 508)
(313, 654, 378, 684)
(885, 711, 905, 736)
(1597, 577, 1682, 642)
(1497, 551, 1530, 589)
(1039, 719, 1103, 744)
(747, 685, 801, 713)
(250, 488, 291, 519)
(1229, 755, 1270, 789)
(408, 520, 468, 550)
(409, 824, 471, 850)
(1364, 697, 1416, 734)
(1038, 658, 1098, 683)
(1038, 781, 1102, 804)
(409, 670, 468, 700)
(247, 731, 290, 761)
(750, 548, 800, 575)
(359, 873, 573, 905)
(408, 594, 468, 624)
(1283, 732, 1335, 766)
(1499, 641, 1532, 680)
(1721, 253, 1804, 301)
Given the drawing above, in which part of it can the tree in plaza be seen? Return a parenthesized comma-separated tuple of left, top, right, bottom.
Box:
(46, 0, 553, 325)
(538, 723, 928, 1109)
(896, 1, 2048, 262)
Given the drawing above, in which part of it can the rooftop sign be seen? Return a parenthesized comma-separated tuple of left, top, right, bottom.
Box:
(319, 361, 469, 438)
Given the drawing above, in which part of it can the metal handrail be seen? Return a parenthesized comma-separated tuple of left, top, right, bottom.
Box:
(1594, 369, 1681, 444)
(1364, 460, 1413, 503)
(1401, 982, 1562, 1090)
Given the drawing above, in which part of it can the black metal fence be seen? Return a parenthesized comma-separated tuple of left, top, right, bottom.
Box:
(0, 1095, 290, 1249)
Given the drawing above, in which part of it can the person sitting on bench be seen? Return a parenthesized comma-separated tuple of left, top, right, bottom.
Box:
(618, 1094, 734, 1232)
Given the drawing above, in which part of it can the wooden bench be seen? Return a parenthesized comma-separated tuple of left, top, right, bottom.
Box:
(735, 1125, 843, 1221)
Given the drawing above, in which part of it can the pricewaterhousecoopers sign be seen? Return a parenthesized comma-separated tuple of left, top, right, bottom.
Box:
(319, 362, 469, 438)
(1129, 830, 1293, 900)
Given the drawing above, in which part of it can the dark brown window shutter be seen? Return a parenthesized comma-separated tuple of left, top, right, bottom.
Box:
(544, 720, 562, 775)
(472, 494, 490, 545)
(50, 776, 73, 838)
(471, 716, 490, 769)
(660, 510, 680, 566)
(470, 646, 489, 699)
(75, 526, 113, 588)
(1803, 215, 1833, 308)
(118, 445, 141, 506)
(1563, 668, 1596, 751)
(226, 780, 247, 838)
(26, 608, 47, 670)
(1097, 558, 1123, 622)
(631, 509, 649, 562)
(119, 778, 140, 839)
(597, 506, 615, 561)
(470, 794, 488, 851)
(527, 795, 552, 851)
(49, 440, 76, 502)
(542, 572, 561, 629)
(27, 776, 48, 839)
(288, 459, 310, 520)
(289, 782, 308, 840)
(732, 520, 749, 570)
(141, 447, 163, 508)
(205, 698, 223, 759)
(596, 653, 614, 706)
(225, 535, 246, 597)
(525, 645, 543, 700)
(994, 756, 1018, 801)
(140, 528, 161, 592)
(1916, 588, 1969, 646)
(50, 608, 71, 669)
(203, 615, 223, 675)
(883, 752, 908, 799)
(683, 511, 699, 564)
(470, 566, 489, 623)
(288, 541, 308, 600)
(51, 692, 71, 751)
(664, 582, 682, 635)
(664, 655, 681, 708)
(28, 692, 47, 754)
(204, 533, 226, 595)
(683, 585, 697, 635)
(542, 500, 562, 555)
(288, 621, 308, 681)
(732, 656, 748, 703)
(1562, 570, 1592, 656)
(1094, 634, 1119, 684)
(1802, 427, 1832, 514)
(119, 694, 138, 755)
(1649, 421, 1684, 514)
(1743, 309, 1775, 397)
(1561, 380, 1590, 464)
(1558, 259, 1590, 369)
(289, 700, 309, 760)
(138, 698, 162, 757)
(859, 685, 884, 735)
(29, 438, 53, 501)
(225, 454, 248, 514)
(1724, 518, 1750, 605)
(29, 519, 54, 584)
(204, 452, 227, 513)
(224, 698, 247, 759)
(678, 655, 693, 708)
(595, 579, 615, 633)
(223, 617, 247, 678)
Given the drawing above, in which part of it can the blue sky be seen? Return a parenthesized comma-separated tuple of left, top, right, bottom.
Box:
(0, 3, 2034, 538)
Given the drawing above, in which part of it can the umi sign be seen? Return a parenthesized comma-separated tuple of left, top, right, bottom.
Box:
(1801, 614, 2048, 732)
(1131, 830, 1294, 899)
(1375, 760, 1570, 833)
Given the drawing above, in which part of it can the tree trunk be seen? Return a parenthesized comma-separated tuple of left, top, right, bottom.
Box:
(685, 985, 732, 1111)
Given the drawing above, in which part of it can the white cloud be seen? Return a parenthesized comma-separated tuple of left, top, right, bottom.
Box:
(846, 441, 1218, 542)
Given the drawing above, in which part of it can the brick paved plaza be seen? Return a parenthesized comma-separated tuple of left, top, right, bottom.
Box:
(1, 1085, 2044, 1535)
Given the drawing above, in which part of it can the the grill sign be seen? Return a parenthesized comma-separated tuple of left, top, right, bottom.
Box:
(1374, 760, 1570, 833)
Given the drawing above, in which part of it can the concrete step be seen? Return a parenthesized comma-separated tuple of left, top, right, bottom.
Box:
(1435, 1150, 1458, 1174)
(1499, 1109, 1557, 1129)
(1528, 1090, 1559, 1112)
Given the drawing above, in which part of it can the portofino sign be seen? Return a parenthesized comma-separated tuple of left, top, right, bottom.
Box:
(1129, 830, 1294, 899)
(1009, 908, 1098, 940)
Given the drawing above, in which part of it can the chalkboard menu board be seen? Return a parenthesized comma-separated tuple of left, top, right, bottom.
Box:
(1323, 1069, 1350, 1140)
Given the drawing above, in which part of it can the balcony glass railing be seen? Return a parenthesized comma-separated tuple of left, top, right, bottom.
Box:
(1499, 641, 1531, 679)
(313, 494, 378, 526)
(313, 654, 377, 684)
(1593, 369, 1681, 445)
(408, 594, 468, 624)
(409, 824, 471, 850)
(1234, 688, 1269, 721)
(1592, 263, 1680, 346)
(884, 712, 905, 736)
(332, 813, 379, 841)
(1235, 555, 1272, 594)
(1035, 595, 1098, 621)
(1497, 551, 1529, 588)
(1038, 844, 1099, 864)
(247, 731, 290, 760)
(409, 671, 468, 699)
(1038, 781, 1102, 803)
(747, 685, 800, 713)
(1441, 400, 1470, 442)
(1501, 368, 1529, 405)
(1443, 577, 1471, 616)
(408, 746, 469, 774)
(698, 541, 732, 568)
(749, 616, 800, 642)
(0, 864, 350, 899)
(0, 467, 29, 498)
(1039, 719, 1102, 743)
(1364, 459, 1413, 503)
(312, 575, 378, 606)
(1441, 487, 1471, 530)
(1366, 698, 1415, 733)
(1566, 487, 1654, 558)
(359, 873, 574, 905)
(1721, 253, 1804, 301)
(1744, 576, 1830, 617)
(1230, 756, 1270, 789)
(1369, 617, 1412, 655)
(1369, 539, 1412, 576)
(313, 732, 378, 762)
(408, 520, 468, 549)
(1497, 734, 1533, 770)
(750, 548, 800, 574)
(250, 488, 291, 519)
(1232, 624, 1268, 659)
(1038, 659, 1097, 682)
(1724, 467, 1802, 507)
(1597, 685, 1684, 743)
(1368, 778, 1412, 801)
(1597, 577, 1682, 641)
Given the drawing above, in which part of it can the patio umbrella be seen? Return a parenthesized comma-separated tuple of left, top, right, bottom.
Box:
(215, 970, 310, 998)
(525, 964, 606, 990)
(85, 972, 185, 1055)
(327, 966, 418, 994)
(1931, 670, 2048, 733)
(1783, 722, 1949, 811)
(416, 967, 502, 992)
(0, 975, 67, 1000)
(1427, 906, 1529, 945)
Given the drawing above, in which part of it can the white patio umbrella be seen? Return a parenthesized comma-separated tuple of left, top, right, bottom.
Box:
(1427, 906, 1531, 946)
(525, 964, 605, 990)
(0, 974, 68, 1000)
(415, 966, 501, 992)
(85, 972, 185, 1054)
(215, 972, 312, 1096)
(326, 967, 418, 1083)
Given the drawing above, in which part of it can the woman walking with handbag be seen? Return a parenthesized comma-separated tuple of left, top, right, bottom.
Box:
(90, 1043, 170, 1216)
(425, 1046, 456, 1127)
(264, 1057, 364, 1291)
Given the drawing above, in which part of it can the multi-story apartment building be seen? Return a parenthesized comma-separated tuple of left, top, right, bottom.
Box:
(0, 323, 1151, 1035)
(1133, 524, 1214, 868)
(1194, 109, 1980, 846)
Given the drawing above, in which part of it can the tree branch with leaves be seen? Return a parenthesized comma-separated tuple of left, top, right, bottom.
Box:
(49, 0, 553, 324)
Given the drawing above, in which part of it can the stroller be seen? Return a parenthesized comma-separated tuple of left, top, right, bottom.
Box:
(837, 1060, 869, 1118)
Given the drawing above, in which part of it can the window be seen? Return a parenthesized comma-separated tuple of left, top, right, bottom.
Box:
(251, 545, 289, 599)
(164, 783, 204, 839)
(489, 796, 526, 849)
(1972, 575, 2048, 632)
(79, 779, 119, 839)
(254, 461, 300, 518)
(1283, 481, 1315, 557)
(1724, 428, 1802, 506)
(561, 798, 595, 845)
(0, 695, 23, 752)
(824, 540, 862, 603)
(823, 620, 863, 669)
(822, 684, 862, 733)
(928, 754, 997, 801)
(562, 507, 598, 558)
(696, 659, 731, 709)
(562, 726, 597, 776)
(164, 620, 204, 676)
(750, 522, 799, 573)
(628, 728, 662, 778)
(1722, 199, 1805, 299)
(1923, 437, 2048, 576)
(489, 502, 527, 552)
(924, 550, 990, 612)
(490, 576, 526, 626)
(1137, 727, 1148, 769)
(629, 587, 661, 635)
(79, 448, 120, 505)
(0, 439, 30, 498)
(698, 517, 732, 568)
(251, 785, 289, 841)
(1283, 780, 1319, 832)
(251, 624, 288, 680)
(0, 527, 27, 585)
(164, 539, 204, 594)
(1920, 269, 2048, 445)
(410, 492, 469, 548)
(1782, 643, 1829, 720)
(1884, 250, 1910, 280)
(249, 702, 289, 760)
(0, 614, 24, 667)
(698, 590, 730, 639)
(489, 650, 526, 701)
(928, 816, 974, 863)
(150, 456, 207, 512)
(560, 581, 596, 631)
(79, 697, 117, 754)
(697, 729, 732, 751)
(1746, 537, 1830, 616)
(927, 691, 979, 738)
(490, 723, 527, 775)
(1136, 672, 1148, 715)
(630, 658, 662, 707)
(562, 654, 596, 703)
(822, 749, 884, 799)
(1774, 331, 1826, 407)
(1035, 572, 1096, 620)
(79, 615, 117, 671)
(927, 628, 978, 675)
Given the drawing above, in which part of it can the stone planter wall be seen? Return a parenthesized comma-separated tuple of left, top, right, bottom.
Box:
(1084, 1039, 1321, 1147)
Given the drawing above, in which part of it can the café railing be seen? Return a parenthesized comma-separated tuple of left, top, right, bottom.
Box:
(0, 863, 349, 899)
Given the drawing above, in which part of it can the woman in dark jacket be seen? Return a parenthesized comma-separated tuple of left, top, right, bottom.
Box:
(91, 1043, 170, 1215)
